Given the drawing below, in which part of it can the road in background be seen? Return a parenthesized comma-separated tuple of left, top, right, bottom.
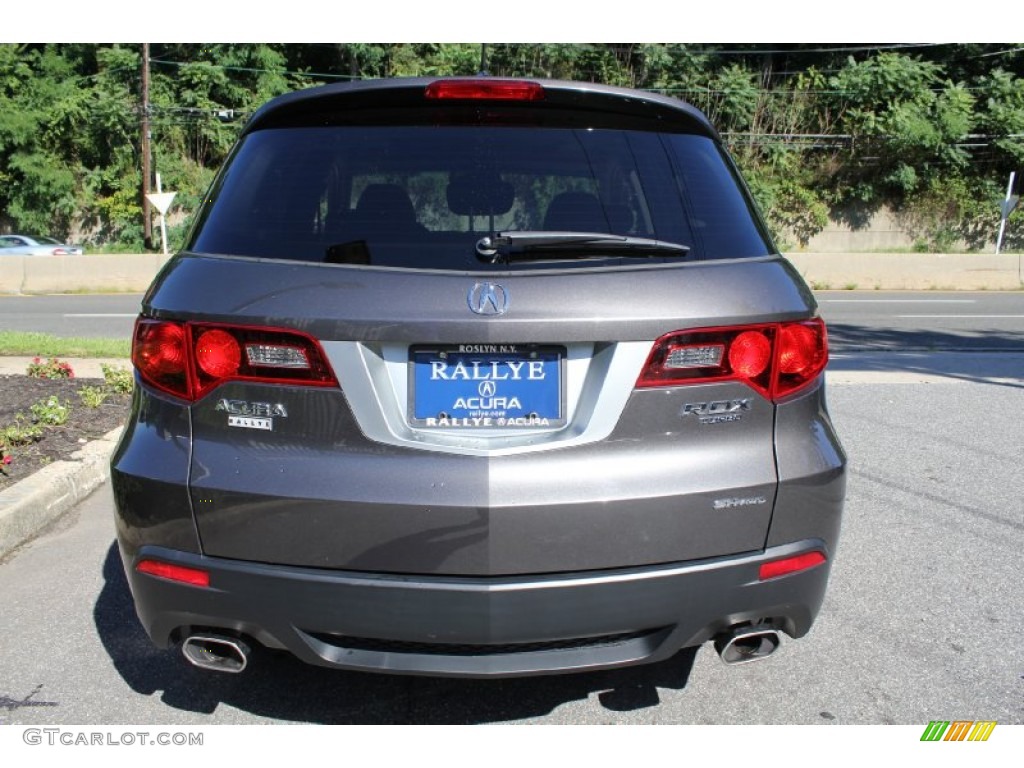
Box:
(817, 291, 1024, 351)
(2, 291, 1023, 351)
(0, 294, 142, 339)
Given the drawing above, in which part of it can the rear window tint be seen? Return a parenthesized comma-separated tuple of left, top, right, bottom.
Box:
(189, 125, 771, 268)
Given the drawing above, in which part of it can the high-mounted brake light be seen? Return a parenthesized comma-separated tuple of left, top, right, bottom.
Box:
(132, 319, 338, 401)
(637, 318, 828, 401)
(759, 551, 826, 581)
(136, 559, 210, 587)
(425, 79, 545, 101)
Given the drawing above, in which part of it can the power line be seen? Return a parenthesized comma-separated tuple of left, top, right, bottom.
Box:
(680, 43, 950, 56)
(977, 47, 1024, 58)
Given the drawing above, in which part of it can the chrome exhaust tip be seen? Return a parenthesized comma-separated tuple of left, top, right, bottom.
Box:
(182, 634, 250, 673)
(714, 626, 781, 665)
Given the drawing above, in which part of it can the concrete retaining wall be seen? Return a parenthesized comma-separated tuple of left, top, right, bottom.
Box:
(0, 251, 1021, 293)
(0, 253, 172, 294)
(785, 252, 1023, 290)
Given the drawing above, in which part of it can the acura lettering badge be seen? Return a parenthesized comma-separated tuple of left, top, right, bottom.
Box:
(468, 283, 509, 316)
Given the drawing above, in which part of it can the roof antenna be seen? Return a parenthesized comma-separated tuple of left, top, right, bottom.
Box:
(478, 43, 489, 76)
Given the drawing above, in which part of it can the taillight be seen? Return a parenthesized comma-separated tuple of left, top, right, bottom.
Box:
(136, 559, 210, 587)
(637, 319, 828, 401)
(195, 329, 241, 379)
(759, 551, 826, 581)
(425, 79, 545, 101)
(776, 320, 828, 398)
(134, 320, 189, 398)
(728, 331, 772, 379)
(132, 319, 337, 401)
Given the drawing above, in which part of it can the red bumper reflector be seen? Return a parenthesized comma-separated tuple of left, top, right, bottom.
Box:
(425, 79, 545, 101)
(759, 551, 826, 581)
(136, 559, 210, 587)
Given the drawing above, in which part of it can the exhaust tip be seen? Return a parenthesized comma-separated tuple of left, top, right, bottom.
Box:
(715, 626, 781, 665)
(182, 634, 250, 673)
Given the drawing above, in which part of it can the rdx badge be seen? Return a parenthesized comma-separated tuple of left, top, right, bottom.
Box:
(681, 398, 751, 424)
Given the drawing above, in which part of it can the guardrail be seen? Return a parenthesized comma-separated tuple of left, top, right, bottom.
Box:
(0, 251, 1020, 294)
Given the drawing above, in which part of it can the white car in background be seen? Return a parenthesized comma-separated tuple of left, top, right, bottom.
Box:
(0, 234, 84, 256)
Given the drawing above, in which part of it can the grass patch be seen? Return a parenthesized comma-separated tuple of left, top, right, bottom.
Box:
(0, 331, 130, 358)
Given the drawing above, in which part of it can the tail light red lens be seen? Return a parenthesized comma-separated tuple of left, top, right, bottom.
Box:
(134, 320, 188, 397)
(637, 319, 828, 401)
(133, 319, 337, 401)
(195, 329, 241, 379)
(728, 331, 772, 378)
(776, 320, 828, 398)
(425, 79, 545, 101)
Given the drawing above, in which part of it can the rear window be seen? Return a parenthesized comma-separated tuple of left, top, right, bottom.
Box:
(189, 125, 771, 269)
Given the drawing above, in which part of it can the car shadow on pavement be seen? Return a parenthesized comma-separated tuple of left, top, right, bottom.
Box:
(95, 543, 699, 723)
(827, 324, 1024, 389)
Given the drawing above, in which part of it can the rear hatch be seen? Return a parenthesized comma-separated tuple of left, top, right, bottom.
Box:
(138, 79, 825, 577)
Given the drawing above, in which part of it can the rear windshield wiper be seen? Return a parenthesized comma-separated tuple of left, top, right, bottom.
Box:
(475, 231, 691, 264)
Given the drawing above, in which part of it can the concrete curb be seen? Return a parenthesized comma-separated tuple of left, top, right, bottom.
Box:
(0, 426, 122, 559)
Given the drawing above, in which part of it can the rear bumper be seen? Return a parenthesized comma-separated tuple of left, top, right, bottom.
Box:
(122, 538, 832, 677)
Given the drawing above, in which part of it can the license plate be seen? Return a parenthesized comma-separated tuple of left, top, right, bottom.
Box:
(410, 345, 564, 428)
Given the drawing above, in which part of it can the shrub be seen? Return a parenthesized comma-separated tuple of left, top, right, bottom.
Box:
(101, 364, 134, 394)
(79, 386, 109, 408)
(30, 396, 70, 426)
(26, 357, 75, 379)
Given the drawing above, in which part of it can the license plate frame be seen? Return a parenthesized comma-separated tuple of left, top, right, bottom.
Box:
(409, 344, 565, 429)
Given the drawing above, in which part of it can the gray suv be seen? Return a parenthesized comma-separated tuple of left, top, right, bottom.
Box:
(112, 77, 846, 677)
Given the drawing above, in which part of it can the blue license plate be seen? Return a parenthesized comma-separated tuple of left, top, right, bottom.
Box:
(411, 345, 564, 428)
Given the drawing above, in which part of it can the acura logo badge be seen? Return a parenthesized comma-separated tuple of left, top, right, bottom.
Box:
(467, 283, 509, 316)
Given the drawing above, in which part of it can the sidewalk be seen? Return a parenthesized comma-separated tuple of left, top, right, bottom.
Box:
(0, 358, 131, 558)
(0, 356, 130, 379)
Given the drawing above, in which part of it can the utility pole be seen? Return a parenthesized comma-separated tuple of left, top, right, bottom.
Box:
(141, 43, 153, 250)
